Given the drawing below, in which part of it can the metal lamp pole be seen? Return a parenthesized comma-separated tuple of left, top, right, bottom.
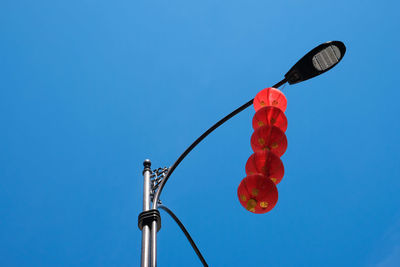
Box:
(139, 163, 165, 267)
(140, 160, 151, 266)
(138, 41, 346, 267)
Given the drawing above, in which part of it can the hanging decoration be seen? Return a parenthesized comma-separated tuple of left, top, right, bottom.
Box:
(252, 106, 288, 132)
(245, 151, 284, 185)
(237, 87, 288, 214)
(250, 125, 287, 157)
(237, 174, 278, 214)
(253, 87, 287, 112)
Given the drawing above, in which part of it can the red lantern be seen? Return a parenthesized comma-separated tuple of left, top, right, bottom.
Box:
(252, 106, 288, 132)
(237, 174, 278, 214)
(250, 125, 287, 157)
(253, 87, 287, 112)
(245, 151, 284, 184)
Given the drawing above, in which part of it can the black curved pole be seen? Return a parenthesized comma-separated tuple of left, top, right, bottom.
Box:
(158, 205, 208, 267)
(152, 78, 287, 208)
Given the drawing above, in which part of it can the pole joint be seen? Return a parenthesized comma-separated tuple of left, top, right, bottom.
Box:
(138, 209, 162, 232)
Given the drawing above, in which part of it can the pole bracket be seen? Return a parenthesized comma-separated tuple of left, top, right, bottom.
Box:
(150, 167, 170, 204)
(138, 209, 161, 232)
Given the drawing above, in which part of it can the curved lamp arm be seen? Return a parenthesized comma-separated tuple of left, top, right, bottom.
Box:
(158, 204, 208, 267)
(152, 78, 287, 208)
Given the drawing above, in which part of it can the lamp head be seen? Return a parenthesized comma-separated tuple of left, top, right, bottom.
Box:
(285, 41, 346, 85)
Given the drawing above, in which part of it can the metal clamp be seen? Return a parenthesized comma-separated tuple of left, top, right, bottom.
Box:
(138, 209, 162, 232)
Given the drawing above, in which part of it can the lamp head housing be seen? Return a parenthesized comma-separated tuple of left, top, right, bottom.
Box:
(285, 41, 346, 84)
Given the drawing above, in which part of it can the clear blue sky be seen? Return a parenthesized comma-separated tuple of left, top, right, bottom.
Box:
(1, 1, 400, 266)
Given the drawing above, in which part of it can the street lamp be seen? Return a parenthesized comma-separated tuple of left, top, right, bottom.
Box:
(138, 41, 346, 267)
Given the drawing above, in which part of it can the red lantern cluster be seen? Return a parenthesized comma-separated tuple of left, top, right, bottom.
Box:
(237, 87, 288, 214)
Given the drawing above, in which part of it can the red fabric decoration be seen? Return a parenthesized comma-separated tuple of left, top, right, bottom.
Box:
(245, 151, 284, 184)
(252, 106, 288, 132)
(253, 87, 287, 112)
(250, 125, 287, 157)
(237, 174, 278, 214)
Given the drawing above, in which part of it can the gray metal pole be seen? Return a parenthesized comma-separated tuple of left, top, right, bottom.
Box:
(151, 220, 157, 267)
(141, 160, 152, 267)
